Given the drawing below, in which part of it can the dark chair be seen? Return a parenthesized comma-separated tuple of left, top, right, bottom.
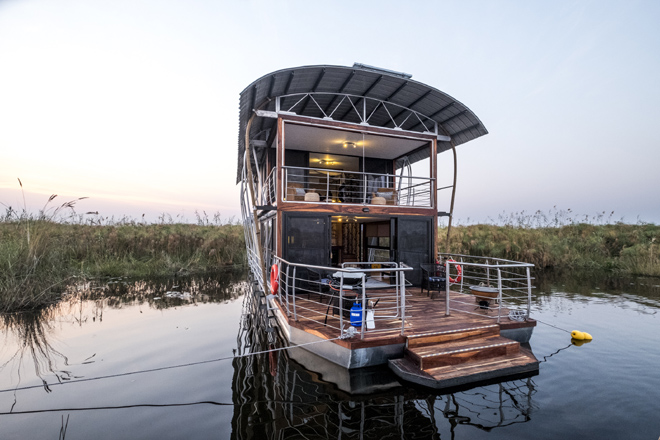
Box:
(421, 263, 447, 299)
(308, 268, 331, 303)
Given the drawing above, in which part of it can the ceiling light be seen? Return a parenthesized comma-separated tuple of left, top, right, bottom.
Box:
(343, 141, 356, 149)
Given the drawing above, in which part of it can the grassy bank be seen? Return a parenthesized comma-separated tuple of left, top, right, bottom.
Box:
(2, 211, 659, 313)
(0, 220, 246, 312)
(440, 223, 660, 276)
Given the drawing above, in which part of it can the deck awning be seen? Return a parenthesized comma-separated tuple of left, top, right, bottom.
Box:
(236, 64, 487, 183)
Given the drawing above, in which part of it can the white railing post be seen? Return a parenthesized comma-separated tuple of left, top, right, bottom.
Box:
(339, 272, 345, 330)
(486, 259, 491, 286)
(496, 266, 503, 324)
(400, 270, 406, 336)
(459, 256, 464, 292)
(445, 259, 451, 316)
(326, 172, 330, 202)
(283, 167, 288, 202)
(361, 274, 366, 340)
(285, 264, 291, 316)
(526, 266, 532, 320)
(292, 266, 297, 321)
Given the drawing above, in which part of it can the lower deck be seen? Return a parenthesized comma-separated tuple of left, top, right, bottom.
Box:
(271, 285, 538, 389)
(274, 287, 536, 348)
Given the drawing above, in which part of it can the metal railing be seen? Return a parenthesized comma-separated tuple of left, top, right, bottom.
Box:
(439, 253, 535, 323)
(282, 166, 434, 208)
(258, 167, 277, 207)
(270, 257, 413, 339)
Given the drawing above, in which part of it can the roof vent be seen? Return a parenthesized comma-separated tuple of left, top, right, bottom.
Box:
(353, 63, 412, 79)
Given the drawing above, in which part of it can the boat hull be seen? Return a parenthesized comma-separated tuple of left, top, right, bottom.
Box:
(271, 297, 405, 369)
(501, 326, 534, 343)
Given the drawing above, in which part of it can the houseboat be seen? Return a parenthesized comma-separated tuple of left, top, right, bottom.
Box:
(238, 63, 538, 389)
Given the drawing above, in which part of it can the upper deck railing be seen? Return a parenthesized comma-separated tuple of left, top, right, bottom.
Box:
(281, 166, 434, 208)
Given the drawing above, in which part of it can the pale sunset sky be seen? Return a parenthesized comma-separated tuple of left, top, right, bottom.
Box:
(1, 0, 659, 224)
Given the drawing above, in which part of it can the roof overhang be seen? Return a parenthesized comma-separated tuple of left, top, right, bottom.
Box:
(236, 64, 488, 183)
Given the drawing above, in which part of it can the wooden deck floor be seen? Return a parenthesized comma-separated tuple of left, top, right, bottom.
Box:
(274, 288, 536, 350)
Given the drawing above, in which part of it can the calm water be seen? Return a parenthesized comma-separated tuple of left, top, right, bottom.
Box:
(0, 269, 659, 439)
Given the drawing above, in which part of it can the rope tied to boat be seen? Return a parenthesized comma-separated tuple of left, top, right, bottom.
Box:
(0, 328, 356, 394)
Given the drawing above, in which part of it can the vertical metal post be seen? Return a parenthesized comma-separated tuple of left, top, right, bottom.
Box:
(244, 114, 269, 295)
(283, 167, 288, 201)
(395, 266, 401, 317)
(486, 259, 491, 286)
(444, 141, 458, 254)
(326, 171, 330, 201)
(459, 256, 464, 291)
(400, 270, 406, 336)
(339, 272, 344, 330)
(445, 260, 451, 316)
(285, 264, 290, 316)
(276, 262, 281, 299)
(292, 266, 297, 321)
(526, 266, 532, 320)
(360, 274, 366, 340)
(497, 267, 502, 324)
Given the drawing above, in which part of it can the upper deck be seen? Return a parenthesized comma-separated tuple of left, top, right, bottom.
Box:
(238, 64, 490, 286)
(238, 64, 488, 215)
(256, 115, 440, 215)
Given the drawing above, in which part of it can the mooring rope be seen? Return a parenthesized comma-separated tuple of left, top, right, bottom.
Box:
(538, 344, 573, 363)
(534, 319, 572, 334)
(0, 332, 351, 394)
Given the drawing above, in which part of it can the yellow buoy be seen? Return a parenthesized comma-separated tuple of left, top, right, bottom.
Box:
(582, 332, 593, 340)
(571, 330, 585, 340)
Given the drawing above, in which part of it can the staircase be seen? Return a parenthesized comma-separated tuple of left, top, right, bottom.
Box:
(389, 322, 539, 389)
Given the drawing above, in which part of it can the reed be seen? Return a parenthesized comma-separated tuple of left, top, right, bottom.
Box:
(439, 221, 660, 276)
(0, 204, 246, 312)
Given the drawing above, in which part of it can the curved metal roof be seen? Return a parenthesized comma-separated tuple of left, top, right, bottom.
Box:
(237, 64, 487, 183)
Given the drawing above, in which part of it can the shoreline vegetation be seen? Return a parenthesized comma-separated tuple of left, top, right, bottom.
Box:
(0, 213, 246, 313)
(440, 222, 659, 276)
(439, 209, 659, 277)
(1, 205, 659, 313)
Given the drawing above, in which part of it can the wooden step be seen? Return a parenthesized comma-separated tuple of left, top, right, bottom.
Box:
(406, 335, 520, 370)
(425, 346, 538, 381)
(389, 346, 539, 390)
(406, 324, 500, 348)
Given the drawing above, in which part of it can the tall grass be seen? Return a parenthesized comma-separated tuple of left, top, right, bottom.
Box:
(440, 215, 660, 276)
(0, 191, 246, 313)
(3, 187, 658, 313)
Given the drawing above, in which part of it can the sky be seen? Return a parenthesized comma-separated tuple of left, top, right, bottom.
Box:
(1, 0, 659, 225)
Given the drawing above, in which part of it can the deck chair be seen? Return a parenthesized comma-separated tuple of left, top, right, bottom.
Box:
(374, 188, 397, 205)
(421, 263, 447, 299)
(286, 182, 305, 201)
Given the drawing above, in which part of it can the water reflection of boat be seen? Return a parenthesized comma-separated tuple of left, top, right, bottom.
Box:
(231, 284, 538, 438)
(238, 63, 539, 389)
(285, 345, 401, 395)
